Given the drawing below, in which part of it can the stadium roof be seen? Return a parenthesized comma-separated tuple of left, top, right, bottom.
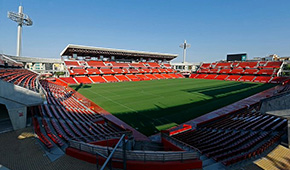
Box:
(60, 44, 178, 60)
(4, 54, 62, 63)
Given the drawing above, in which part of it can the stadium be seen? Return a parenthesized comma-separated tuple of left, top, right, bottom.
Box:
(1, 2, 290, 170)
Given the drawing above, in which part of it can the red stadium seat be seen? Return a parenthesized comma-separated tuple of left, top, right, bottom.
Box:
(89, 75, 107, 83)
(126, 74, 140, 81)
(59, 77, 77, 84)
(75, 76, 92, 84)
(238, 76, 256, 82)
(87, 68, 101, 74)
(102, 75, 119, 82)
(115, 75, 130, 81)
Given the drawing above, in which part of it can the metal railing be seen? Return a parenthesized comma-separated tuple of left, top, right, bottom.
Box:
(100, 134, 126, 170)
(161, 133, 201, 153)
(69, 139, 199, 163)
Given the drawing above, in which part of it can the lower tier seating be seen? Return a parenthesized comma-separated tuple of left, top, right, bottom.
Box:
(170, 109, 287, 167)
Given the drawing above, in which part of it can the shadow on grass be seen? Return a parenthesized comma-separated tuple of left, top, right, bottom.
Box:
(112, 83, 275, 136)
(184, 82, 257, 97)
(70, 83, 92, 91)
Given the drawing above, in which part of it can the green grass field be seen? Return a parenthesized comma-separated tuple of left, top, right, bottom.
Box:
(71, 79, 276, 136)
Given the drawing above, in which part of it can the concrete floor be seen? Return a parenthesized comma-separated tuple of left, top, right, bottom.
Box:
(0, 127, 97, 170)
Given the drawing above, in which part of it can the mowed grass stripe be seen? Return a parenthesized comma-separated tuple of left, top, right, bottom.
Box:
(71, 79, 276, 136)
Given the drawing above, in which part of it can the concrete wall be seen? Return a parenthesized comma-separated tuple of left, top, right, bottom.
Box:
(260, 92, 290, 113)
(0, 80, 44, 130)
(260, 92, 290, 147)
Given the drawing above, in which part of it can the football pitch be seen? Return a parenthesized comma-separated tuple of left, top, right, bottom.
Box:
(71, 78, 276, 136)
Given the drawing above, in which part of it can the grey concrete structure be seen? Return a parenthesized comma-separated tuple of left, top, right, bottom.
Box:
(260, 92, 290, 147)
(0, 80, 43, 130)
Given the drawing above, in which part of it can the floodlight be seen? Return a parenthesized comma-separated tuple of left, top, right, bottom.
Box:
(8, 6, 33, 56)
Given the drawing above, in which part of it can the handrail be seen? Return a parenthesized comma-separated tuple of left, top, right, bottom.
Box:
(69, 139, 199, 162)
(100, 134, 125, 170)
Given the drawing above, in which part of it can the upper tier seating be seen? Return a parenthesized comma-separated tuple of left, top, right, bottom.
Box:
(215, 62, 232, 68)
(191, 61, 285, 84)
(243, 69, 258, 74)
(130, 63, 146, 68)
(162, 63, 171, 68)
(200, 63, 211, 69)
(70, 68, 87, 75)
(111, 62, 130, 67)
(257, 69, 276, 75)
(147, 62, 161, 67)
(159, 69, 168, 73)
(100, 68, 114, 74)
(198, 69, 210, 74)
(264, 61, 282, 68)
(219, 69, 231, 74)
(112, 68, 123, 74)
(87, 68, 101, 74)
(62, 60, 182, 84)
(87, 61, 106, 67)
(209, 69, 219, 74)
(230, 68, 244, 74)
(0, 68, 39, 91)
(64, 61, 80, 67)
(236, 62, 258, 68)
(166, 68, 176, 73)
(128, 69, 139, 73)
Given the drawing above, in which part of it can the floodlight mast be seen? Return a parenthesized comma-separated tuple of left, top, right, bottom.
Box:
(179, 40, 191, 63)
(8, 6, 33, 57)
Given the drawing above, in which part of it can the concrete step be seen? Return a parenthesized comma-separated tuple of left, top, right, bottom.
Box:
(200, 155, 209, 161)
(202, 158, 216, 167)
(203, 162, 225, 170)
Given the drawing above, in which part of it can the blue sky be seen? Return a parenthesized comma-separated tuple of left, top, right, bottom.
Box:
(0, 0, 290, 62)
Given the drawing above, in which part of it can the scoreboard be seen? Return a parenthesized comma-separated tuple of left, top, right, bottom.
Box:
(227, 53, 247, 61)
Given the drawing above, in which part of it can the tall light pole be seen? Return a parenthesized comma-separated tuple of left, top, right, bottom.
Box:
(179, 40, 191, 63)
(8, 5, 33, 57)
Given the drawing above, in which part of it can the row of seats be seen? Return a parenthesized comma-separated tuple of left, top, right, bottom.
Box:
(170, 109, 287, 167)
(64, 60, 172, 69)
(198, 68, 278, 76)
(192, 61, 286, 84)
(0, 68, 39, 91)
(59, 73, 184, 84)
(200, 61, 282, 69)
(190, 73, 284, 83)
(32, 80, 125, 149)
(68, 68, 176, 75)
